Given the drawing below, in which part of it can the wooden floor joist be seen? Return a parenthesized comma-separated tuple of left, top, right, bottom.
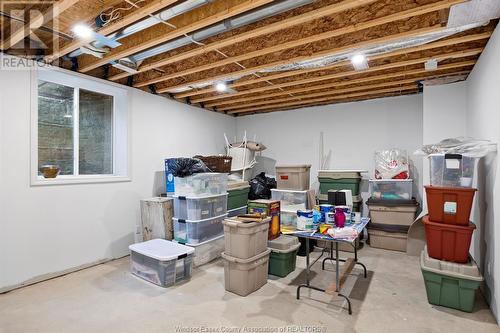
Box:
(1, 0, 81, 51)
(175, 31, 491, 100)
(45, 0, 180, 62)
(134, 0, 466, 88)
(157, 25, 445, 94)
(230, 84, 418, 114)
(78, 0, 275, 73)
(193, 48, 482, 105)
(217, 64, 474, 111)
(108, 0, 377, 81)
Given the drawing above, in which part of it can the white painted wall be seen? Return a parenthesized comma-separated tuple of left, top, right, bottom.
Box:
(0, 64, 236, 291)
(464, 25, 500, 320)
(235, 94, 424, 209)
(421, 82, 468, 209)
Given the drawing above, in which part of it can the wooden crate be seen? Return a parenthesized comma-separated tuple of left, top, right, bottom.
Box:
(140, 198, 173, 241)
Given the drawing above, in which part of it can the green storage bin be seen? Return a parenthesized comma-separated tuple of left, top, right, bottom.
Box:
(319, 178, 361, 196)
(227, 185, 250, 210)
(268, 235, 300, 277)
(420, 248, 483, 312)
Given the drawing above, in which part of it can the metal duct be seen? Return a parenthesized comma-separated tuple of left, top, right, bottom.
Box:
(131, 0, 312, 63)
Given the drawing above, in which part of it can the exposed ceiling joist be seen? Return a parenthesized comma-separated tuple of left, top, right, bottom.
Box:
(109, 0, 378, 81)
(78, 0, 275, 73)
(212, 59, 477, 110)
(189, 38, 483, 105)
(45, 0, 180, 62)
(231, 84, 419, 114)
(135, 0, 466, 88)
(157, 24, 446, 94)
(1, 0, 80, 51)
(175, 30, 491, 100)
(220, 66, 474, 111)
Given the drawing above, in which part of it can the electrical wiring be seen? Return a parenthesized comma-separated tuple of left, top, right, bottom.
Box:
(99, 0, 145, 26)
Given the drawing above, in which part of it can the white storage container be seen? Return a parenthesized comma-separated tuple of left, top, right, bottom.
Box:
(275, 164, 311, 190)
(429, 154, 476, 187)
(173, 193, 227, 220)
(222, 249, 271, 296)
(129, 239, 194, 287)
(227, 206, 247, 218)
(174, 173, 228, 197)
(173, 214, 226, 245)
(181, 235, 225, 267)
(271, 189, 308, 211)
(369, 179, 413, 201)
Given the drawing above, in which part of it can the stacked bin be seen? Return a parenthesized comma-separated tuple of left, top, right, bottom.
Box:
(221, 216, 271, 296)
(271, 189, 308, 233)
(227, 181, 250, 218)
(366, 179, 417, 252)
(317, 170, 366, 252)
(421, 154, 483, 312)
(317, 170, 365, 213)
(172, 173, 228, 267)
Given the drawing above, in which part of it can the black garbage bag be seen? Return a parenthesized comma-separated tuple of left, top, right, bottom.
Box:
(166, 158, 210, 177)
(249, 172, 277, 200)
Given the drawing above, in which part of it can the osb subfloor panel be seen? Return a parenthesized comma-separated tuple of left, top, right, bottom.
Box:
(0, 247, 498, 333)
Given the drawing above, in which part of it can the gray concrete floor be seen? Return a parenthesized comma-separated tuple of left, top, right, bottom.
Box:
(0, 246, 498, 333)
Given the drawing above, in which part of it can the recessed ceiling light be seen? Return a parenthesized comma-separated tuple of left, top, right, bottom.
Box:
(351, 53, 369, 70)
(72, 24, 94, 39)
(215, 82, 228, 92)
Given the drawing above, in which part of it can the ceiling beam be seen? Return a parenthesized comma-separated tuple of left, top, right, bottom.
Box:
(221, 68, 473, 112)
(193, 47, 482, 104)
(175, 31, 491, 99)
(156, 25, 445, 94)
(235, 89, 421, 115)
(135, 0, 466, 88)
(45, 0, 179, 62)
(215, 61, 475, 110)
(109, 0, 378, 81)
(78, 0, 274, 73)
(1, 0, 80, 51)
(230, 84, 419, 114)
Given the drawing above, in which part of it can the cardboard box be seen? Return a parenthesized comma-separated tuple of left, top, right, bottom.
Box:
(248, 199, 281, 240)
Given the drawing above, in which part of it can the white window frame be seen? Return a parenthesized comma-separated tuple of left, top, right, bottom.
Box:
(31, 67, 131, 186)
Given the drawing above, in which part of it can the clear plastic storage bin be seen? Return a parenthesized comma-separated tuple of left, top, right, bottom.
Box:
(129, 239, 194, 287)
(429, 154, 476, 187)
(271, 189, 308, 211)
(369, 179, 413, 201)
(280, 210, 298, 232)
(173, 193, 227, 220)
(173, 214, 226, 245)
(174, 173, 228, 197)
(179, 235, 225, 267)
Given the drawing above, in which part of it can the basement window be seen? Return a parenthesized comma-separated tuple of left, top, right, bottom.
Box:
(32, 69, 130, 185)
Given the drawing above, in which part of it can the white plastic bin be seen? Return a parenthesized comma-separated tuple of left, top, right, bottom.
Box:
(222, 249, 271, 296)
(222, 218, 269, 259)
(173, 214, 226, 245)
(129, 239, 194, 287)
(173, 193, 227, 220)
(275, 165, 311, 190)
(369, 179, 413, 201)
(429, 154, 476, 187)
(227, 206, 247, 218)
(174, 173, 228, 197)
(271, 189, 308, 211)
